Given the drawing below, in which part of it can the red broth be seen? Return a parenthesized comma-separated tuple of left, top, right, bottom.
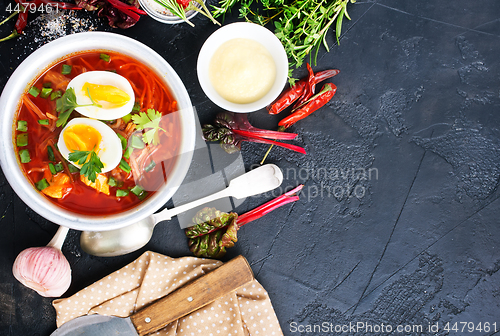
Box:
(14, 51, 181, 215)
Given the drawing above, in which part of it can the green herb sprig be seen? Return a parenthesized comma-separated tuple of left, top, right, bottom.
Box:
(213, 0, 354, 83)
(56, 87, 102, 127)
(131, 109, 166, 146)
(68, 149, 104, 183)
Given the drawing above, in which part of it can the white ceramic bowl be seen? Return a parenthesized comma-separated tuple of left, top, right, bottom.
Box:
(138, 0, 202, 24)
(0, 32, 196, 231)
(197, 22, 288, 113)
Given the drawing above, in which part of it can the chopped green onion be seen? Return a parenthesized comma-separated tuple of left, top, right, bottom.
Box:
(131, 185, 147, 200)
(116, 189, 129, 197)
(144, 160, 156, 172)
(132, 102, 140, 113)
(117, 133, 127, 150)
(108, 177, 117, 187)
(100, 53, 111, 62)
(43, 82, 52, 88)
(122, 113, 132, 124)
(50, 90, 62, 101)
(40, 87, 53, 98)
(48, 163, 57, 175)
(123, 147, 134, 160)
(61, 64, 72, 75)
(130, 185, 143, 195)
(17, 120, 28, 132)
(35, 178, 50, 191)
(16, 133, 28, 147)
(54, 162, 64, 172)
(106, 69, 117, 73)
(38, 119, 49, 125)
(28, 86, 40, 97)
(47, 145, 55, 162)
(19, 149, 30, 163)
(119, 158, 131, 173)
(130, 135, 145, 149)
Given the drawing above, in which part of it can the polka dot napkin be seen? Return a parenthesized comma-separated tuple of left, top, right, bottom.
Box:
(53, 251, 283, 336)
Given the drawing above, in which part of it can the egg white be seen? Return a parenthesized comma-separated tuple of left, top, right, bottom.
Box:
(57, 118, 123, 173)
(67, 71, 135, 120)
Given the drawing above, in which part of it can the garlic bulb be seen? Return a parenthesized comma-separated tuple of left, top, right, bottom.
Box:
(12, 226, 72, 297)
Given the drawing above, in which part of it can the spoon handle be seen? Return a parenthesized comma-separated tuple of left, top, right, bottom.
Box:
(153, 187, 232, 223)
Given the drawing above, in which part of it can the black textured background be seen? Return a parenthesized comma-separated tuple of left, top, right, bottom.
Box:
(0, 0, 499, 335)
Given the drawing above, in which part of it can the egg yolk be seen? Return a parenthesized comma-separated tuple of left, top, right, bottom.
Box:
(63, 124, 102, 152)
(83, 82, 130, 108)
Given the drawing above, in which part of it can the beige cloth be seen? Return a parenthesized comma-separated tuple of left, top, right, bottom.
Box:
(53, 251, 283, 336)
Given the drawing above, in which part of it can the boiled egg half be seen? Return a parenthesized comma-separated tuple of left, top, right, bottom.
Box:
(57, 118, 122, 173)
(67, 71, 135, 120)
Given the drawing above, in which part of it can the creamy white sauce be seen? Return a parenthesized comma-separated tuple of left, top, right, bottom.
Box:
(209, 38, 276, 104)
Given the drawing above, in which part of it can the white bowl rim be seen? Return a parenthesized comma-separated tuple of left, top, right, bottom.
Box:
(0, 32, 196, 231)
(197, 22, 288, 113)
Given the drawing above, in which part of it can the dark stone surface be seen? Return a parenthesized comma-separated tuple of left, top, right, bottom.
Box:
(1, 0, 499, 335)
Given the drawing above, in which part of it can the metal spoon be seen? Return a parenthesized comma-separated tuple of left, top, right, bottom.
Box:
(80, 164, 283, 257)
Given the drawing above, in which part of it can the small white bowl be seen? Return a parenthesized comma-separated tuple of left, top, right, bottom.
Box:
(138, 0, 203, 24)
(197, 22, 288, 113)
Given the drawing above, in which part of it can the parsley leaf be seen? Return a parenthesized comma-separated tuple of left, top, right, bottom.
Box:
(56, 87, 102, 127)
(68, 149, 104, 183)
(131, 109, 166, 145)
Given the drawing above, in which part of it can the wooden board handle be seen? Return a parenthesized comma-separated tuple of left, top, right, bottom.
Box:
(130, 255, 254, 336)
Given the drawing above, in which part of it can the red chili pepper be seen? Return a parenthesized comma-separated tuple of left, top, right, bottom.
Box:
(278, 83, 337, 129)
(293, 63, 315, 109)
(267, 66, 340, 115)
(176, 0, 191, 8)
(267, 80, 306, 115)
(315, 69, 341, 82)
(14, 11, 27, 33)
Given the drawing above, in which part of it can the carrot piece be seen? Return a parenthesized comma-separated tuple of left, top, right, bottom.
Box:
(22, 95, 47, 119)
(43, 70, 70, 91)
(78, 58, 95, 71)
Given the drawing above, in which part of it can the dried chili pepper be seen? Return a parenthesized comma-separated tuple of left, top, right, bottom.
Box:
(14, 11, 27, 33)
(267, 66, 339, 115)
(186, 185, 303, 258)
(267, 80, 307, 115)
(294, 63, 316, 109)
(279, 83, 337, 129)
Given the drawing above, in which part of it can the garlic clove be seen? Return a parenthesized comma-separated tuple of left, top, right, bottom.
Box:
(12, 246, 72, 297)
